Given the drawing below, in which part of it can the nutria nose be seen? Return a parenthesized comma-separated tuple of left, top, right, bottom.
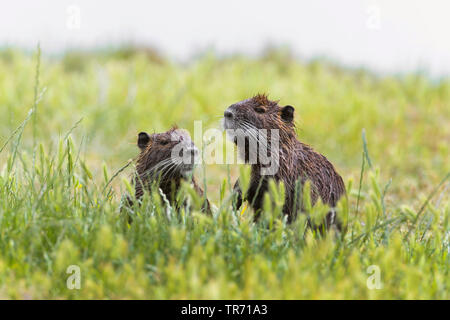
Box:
(180, 148, 196, 156)
(224, 110, 233, 119)
(189, 148, 198, 157)
(181, 146, 198, 157)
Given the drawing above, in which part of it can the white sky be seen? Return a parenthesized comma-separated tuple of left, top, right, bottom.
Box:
(1, 0, 449, 76)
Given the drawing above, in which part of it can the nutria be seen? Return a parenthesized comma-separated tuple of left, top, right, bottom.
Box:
(223, 94, 345, 231)
(122, 127, 210, 219)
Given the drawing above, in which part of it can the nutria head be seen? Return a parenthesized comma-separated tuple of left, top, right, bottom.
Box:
(223, 94, 297, 167)
(136, 127, 199, 186)
(122, 127, 208, 220)
(223, 94, 295, 132)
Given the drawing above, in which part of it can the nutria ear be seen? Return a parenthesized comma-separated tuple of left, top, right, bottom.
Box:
(281, 105, 294, 122)
(137, 132, 150, 150)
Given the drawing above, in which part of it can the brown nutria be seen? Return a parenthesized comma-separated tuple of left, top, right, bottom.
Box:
(122, 127, 210, 219)
(223, 94, 345, 231)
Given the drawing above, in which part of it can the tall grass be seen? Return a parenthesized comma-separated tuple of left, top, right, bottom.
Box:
(0, 48, 448, 299)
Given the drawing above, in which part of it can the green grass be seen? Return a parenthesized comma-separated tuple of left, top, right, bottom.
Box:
(0, 47, 448, 299)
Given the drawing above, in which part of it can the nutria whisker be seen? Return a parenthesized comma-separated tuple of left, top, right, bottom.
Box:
(162, 160, 182, 181)
(240, 121, 274, 164)
(141, 158, 174, 180)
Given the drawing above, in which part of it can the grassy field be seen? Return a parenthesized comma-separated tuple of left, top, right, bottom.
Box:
(0, 47, 448, 299)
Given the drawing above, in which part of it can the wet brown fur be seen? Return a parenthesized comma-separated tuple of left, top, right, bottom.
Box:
(123, 127, 210, 219)
(226, 94, 345, 230)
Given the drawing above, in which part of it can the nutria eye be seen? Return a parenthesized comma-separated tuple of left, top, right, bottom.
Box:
(160, 140, 169, 145)
(254, 107, 265, 113)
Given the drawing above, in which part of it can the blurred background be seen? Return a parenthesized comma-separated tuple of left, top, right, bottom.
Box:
(1, 0, 449, 203)
(2, 0, 450, 77)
